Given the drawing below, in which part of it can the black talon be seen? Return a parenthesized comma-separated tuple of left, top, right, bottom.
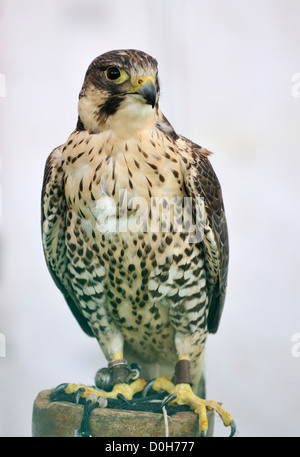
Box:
(142, 379, 156, 398)
(161, 393, 177, 408)
(200, 429, 207, 437)
(75, 387, 86, 404)
(117, 393, 131, 405)
(50, 383, 71, 402)
(229, 420, 236, 437)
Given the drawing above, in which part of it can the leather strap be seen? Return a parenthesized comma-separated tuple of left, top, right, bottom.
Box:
(175, 359, 193, 385)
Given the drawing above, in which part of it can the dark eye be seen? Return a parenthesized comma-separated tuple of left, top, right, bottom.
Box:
(106, 67, 121, 80)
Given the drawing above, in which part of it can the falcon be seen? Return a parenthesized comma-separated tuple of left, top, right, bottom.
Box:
(41, 49, 234, 436)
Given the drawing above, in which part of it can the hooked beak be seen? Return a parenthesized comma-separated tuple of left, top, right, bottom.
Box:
(128, 75, 157, 108)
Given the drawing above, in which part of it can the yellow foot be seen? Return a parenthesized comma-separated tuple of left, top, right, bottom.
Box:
(51, 379, 147, 437)
(152, 376, 236, 437)
(52, 379, 147, 404)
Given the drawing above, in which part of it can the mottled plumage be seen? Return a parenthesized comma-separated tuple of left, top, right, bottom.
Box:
(42, 50, 232, 434)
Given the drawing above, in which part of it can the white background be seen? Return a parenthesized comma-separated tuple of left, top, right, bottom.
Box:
(0, 0, 300, 437)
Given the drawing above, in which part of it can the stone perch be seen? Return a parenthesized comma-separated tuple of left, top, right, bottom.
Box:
(32, 389, 214, 437)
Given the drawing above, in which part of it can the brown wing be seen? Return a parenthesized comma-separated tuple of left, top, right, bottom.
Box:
(41, 148, 94, 337)
(179, 137, 229, 333)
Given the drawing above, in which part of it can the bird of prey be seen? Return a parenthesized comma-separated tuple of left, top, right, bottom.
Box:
(42, 49, 234, 436)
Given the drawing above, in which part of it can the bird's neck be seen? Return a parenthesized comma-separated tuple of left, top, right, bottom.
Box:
(104, 102, 157, 140)
(78, 95, 159, 140)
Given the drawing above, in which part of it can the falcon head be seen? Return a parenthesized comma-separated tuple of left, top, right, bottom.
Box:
(77, 49, 160, 134)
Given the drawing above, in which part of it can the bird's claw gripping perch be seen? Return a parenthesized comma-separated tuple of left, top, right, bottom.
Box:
(75, 387, 86, 404)
(152, 376, 236, 437)
(161, 393, 178, 408)
(50, 360, 145, 409)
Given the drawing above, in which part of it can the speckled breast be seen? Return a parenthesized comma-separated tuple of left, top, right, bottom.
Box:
(61, 129, 207, 361)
